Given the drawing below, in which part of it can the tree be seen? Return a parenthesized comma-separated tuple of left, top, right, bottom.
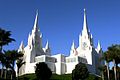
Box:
(4, 50, 23, 68)
(0, 28, 15, 52)
(0, 28, 15, 79)
(16, 58, 25, 80)
(35, 62, 52, 80)
(102, 51, 112, 80)
(0, 53, 6, 78)
(4, 50, 24, 79)
(102, 65, 110, 80)
(106, 44, 120, 80)
(98, 66, 105, 80)
(72, 62, 89, 80)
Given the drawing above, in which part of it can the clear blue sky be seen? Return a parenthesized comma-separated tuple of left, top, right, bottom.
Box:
(0, 0, 120, 56)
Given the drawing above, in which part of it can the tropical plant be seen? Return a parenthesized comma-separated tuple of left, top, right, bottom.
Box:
(106, 44, 120, 80)
(0, 53, 6, 78)
(0, 28, 15, 79)
(35, 62, 52, 80)
(16, 58, 25, 80)
(102, 51, 112, 80)
(98, 66, 105, 80)
(4, 50, 24, 79)
(0, 28, 15, 52)
(5, 50, 23, 68)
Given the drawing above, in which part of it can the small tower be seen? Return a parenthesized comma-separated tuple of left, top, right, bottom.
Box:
(90, 33, 93, 46)
(18, 41, 24, 53)
(71, 40, 75, 50)
(97, 40, 101, 53)
(45, 40, 51, 56)
(70, 40, 77, 56)
(97, 40, 103, 60)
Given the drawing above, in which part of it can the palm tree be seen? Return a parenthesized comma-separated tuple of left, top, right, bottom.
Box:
(0, 52, 11, 79)
(103, 51, 112, 80)
(107, 44, 120, 80)
(116, 59, 120, 80)
(16, 59, 25, 80)
(98, 66, 105, 80)
(98, 44, 120, 80)
(0, 53, 6, 78)
(4, 58, 11, 79)
(4, 50, 24, 79)
(0, 28, 15, 79)
(0, 28, 15, 52)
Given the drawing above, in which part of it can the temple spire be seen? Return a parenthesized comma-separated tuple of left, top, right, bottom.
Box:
(33, 10, 39, 31)
(97, 40, 101, 52)
(45, 40, 49, 49)
(91, 33, 93, 39)
(71, 40, 75, 49)
(45, 40, 51, 55)
(82, 8, 89, 36)
(30, 10, 43, 49)
(18, 41, 24, 52)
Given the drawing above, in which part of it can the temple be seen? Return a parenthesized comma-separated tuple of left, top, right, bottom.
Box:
(17, 9, 103, 76)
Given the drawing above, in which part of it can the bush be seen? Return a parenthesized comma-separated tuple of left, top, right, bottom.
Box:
(72, 62, 89, 80)
(35, 62, 52, 80)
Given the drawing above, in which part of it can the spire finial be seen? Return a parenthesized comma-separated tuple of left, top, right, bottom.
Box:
(20, 41, 24, 49)
(45, 40, 49, 49)
(33, 10, 39, 31)
(18, 41, 24, 52)
(81, 8, 89, 36)
(91, 33, 93, 38)
(83, 8, 88, 31)
(84, 8, 86, 12)
(97, 40, 101, 51)
(71, 40, 75, 49)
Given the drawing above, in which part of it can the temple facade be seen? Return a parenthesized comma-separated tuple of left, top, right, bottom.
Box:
(17, 9, 103, 76)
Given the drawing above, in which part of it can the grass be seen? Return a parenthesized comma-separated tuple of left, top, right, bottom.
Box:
(19, 73, 101, 80)
(19, 73, 72, 80)
(50, 74, 72, 80)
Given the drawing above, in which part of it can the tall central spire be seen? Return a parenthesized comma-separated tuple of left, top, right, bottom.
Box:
(78, 9, 93, 50)
(82, 9, 89, 35)
(33, 10, 39, 31)
(30, 10, 42, 49)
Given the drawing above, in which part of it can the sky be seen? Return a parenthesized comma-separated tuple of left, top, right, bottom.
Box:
(0, 0, 120, 56)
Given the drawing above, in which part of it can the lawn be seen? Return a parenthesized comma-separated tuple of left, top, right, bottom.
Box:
(19, 73, 72, 80)
(19, 73, 101, 80)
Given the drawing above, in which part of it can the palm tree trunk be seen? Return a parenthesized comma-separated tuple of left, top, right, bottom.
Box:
(0, 46, 3, 78)
(4, 69, 7, 79)
(0, 66, 3, 78)
(11, 67, 14, 80)
(106, 62, 110, 80)
(118, 71, 119, 80)
(10, 73, 12, 80)
(102, 71, 104, 80)
(113, 59, 117, 80)
(17, 68, 19, 80)
(0, 46, 2, 53)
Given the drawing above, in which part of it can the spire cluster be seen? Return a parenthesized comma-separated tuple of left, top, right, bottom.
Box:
(70, 9, 102, 57)
(19, 11, 51, 60)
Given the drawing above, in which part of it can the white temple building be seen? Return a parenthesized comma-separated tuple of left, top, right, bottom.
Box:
(17, 9, 103, 76)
